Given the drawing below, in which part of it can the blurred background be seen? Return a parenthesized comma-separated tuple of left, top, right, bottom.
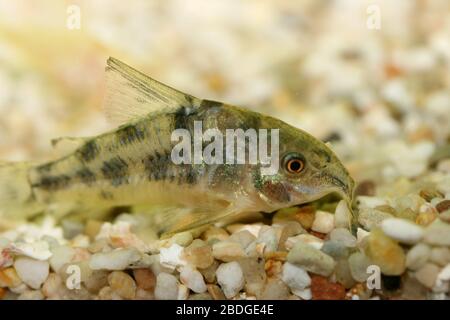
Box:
(0, 0, 449, 186)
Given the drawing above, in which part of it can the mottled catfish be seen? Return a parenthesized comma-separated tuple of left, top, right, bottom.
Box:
(0, 58, 354, 237)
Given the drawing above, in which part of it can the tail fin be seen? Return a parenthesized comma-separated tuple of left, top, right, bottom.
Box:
(0, 162, 43, 226)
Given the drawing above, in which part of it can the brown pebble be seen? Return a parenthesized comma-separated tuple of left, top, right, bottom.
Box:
(264, 259, 283, 278)
(436, 200, 450, 213)
(263, 251, 287, 261)
(355, 180, 376, 196)
(108, 271, 136, 299)
(207, 284, 226, 300)
(309, 230, 327, 240)
(0, 288, 6, 299)
(183, 240, 214, 268)
(133, 268, 156, 291)
(419, 189, 444, 202)
(311, 276, 346, 300)
(294, 205, 316, 229)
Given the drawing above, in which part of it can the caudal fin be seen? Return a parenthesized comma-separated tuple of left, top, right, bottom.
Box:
(0, 162, 43, 226)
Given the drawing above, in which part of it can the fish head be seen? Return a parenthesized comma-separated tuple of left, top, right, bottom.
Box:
(252, 116, 355, 211)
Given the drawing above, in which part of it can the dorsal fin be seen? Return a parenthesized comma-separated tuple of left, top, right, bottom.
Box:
(104, 57, 201, 126)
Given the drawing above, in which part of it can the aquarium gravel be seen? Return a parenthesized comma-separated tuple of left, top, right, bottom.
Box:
(0, 0, 450, 300)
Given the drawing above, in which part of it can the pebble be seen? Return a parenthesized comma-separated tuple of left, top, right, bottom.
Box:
(97, 286, 122, 300)
(355, 180, 376, 196)
(133, 268, 156, 291)
(238, 258, 266, 297)
(216, 261, 245, 298)
(108, 271, 136, 299)
(356, 196, 388, 209)
(84, 270, 109, 293)
(292, 288, 312, 300)
(10, 240, 52, 260)
(334, 200, 352, 229)
(423, 220, 450, 245)
(329, 228, 357, 247)
(0, 267, 22, 288)
(287, 242, 336, 277)
(159, 243, 187, 269)
(414, 263, 440, 288)
(207, 284, 226, 300)
(14, 257, 49, 289)
(42, 273, 65, 298)
(285, 234, 324, 250)
(89, 248, 140, 270)
(177, 284, 189, 300)
(436, 200, 450, 213)
(198, 260, 219, 284)
(257, 226, 281, 252)
(155, 272, 179, 300)
(335, 259, 356, 288)
(17, 290, 45, 300)
(281, 262, 311, 291)
(180, 265, 207, 293)
(229, 230, 256, 249)
(259, 278, 290, 300)
(135, 288, 154, 300)
(311, 211, 335, 234)
(356, 228, 370, 245)
(366, 228, 406, 275)
(406, 243, 431, 270)
(429, 247, 450, 266)
(49, 245, 75, 272)
(212, 241, 246, 262)
(201, 227, 229, 243)
(348, 252, 372, 282)
(358, 208, 393, 231)
(182, 239, 214, 269)
(293, 205, 316, 229)
(440, 209, 450, 223)
(380, 218, 424, 244)
(321, 241, 349, 260)
(311, 276, 346, 300)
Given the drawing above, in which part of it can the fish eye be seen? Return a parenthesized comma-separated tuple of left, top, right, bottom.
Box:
(283, 153, 305, 174)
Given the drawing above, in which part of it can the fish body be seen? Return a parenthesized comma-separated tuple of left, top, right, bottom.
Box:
(0, 58, 354, 236)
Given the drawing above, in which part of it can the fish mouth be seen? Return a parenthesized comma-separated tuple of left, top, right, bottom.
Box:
(314, 172, 355, 204)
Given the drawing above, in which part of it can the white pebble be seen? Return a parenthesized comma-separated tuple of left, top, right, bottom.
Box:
(292, 288, 312, 300)
(89, 248, 140, 270)
(329, 228, 357, 247)
(159, 244, 187, 269)
(14, 257, 49, 289)
(281, 262, 311, 291)
(10, 240, 52, 260)
(285, 234, 324, 250)
(380, 218, 424, 244)
(49, 245, 75, 272)
(180, 265, 207, 293)
(334, 200, 352, 229)
(311, 211, 335, 234)
(216, 261, 245, 298)
(155, 272, 179, 300)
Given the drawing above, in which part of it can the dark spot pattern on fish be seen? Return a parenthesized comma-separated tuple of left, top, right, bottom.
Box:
(143, 151, 170, 181)
(76, 167, 96, 186)
(101, 156, 129, 186)
(33, 175, 71, 191)
(76, 141, 99, 163)
(173, 106, 192, 130)
(116, 124, 146, 145)
(181, 165, 197, 185)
